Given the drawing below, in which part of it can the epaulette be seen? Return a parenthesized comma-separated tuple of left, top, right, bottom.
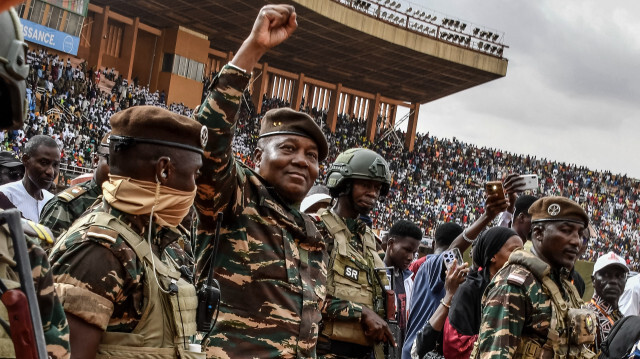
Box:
(507, 272, 527, 286)
(506, 265, 534, 287)
(21, 219, 54, 244)
(86, 225, 119, 243)
(58, 185, 88, 202)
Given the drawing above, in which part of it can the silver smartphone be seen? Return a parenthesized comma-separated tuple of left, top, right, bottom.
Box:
(519, 174, 539, 191)
(443, 247, 463, 269)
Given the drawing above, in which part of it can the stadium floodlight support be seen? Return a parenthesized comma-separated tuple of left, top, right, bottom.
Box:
(378, 110, 414, 147)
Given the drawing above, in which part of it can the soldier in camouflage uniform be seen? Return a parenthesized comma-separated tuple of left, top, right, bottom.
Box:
(40, 132, 110, 241)
(476, 197, 597, 359)
(316, 148, 395, 359)
(0, 7, 70, 358)
(193, 5, 329, 358)
(50, 106, 206, 358)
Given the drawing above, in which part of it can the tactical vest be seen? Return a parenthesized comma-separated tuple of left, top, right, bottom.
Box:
(0, 222, 20, 358)
(320, 209, 389, 348)
(54, 212, 205, 359)
(501, 250, 596, 359)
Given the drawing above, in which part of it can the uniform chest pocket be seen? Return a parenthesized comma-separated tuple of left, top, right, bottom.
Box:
(331, 254, 374, 305)
(281, 228, 302, 287)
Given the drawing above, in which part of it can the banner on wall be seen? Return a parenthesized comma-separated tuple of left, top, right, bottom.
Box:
(19, 18, 80, 55)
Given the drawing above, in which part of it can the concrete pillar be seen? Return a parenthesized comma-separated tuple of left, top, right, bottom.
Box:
(366, 93, 381, 141)
(291, 73, 305, 111)
(327, 83, 342, 132)
(405, 103, 420, 151)
(89, 6, 109, 71)
(390, 105, 397, 127)
(121, 17, 139, 82)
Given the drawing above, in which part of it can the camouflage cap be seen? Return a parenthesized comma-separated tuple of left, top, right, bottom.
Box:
(259, 108, 328, 161)
(109, 106, 207, 154)
(528, 196, 589, 226)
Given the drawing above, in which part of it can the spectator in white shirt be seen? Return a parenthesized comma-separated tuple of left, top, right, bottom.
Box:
(0, 135, 59, 221)
(619, 273, 640, 316)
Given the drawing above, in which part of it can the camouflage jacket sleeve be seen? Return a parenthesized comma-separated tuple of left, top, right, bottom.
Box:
(40, 180, 100, 240)
(193, 65, 251, 229)
(322, 294, 364, 321)
(39, 197, 74, 240)
(478, 264, 539, 359)
(50, 230, 143, 332)
(27, 238, 70, 359)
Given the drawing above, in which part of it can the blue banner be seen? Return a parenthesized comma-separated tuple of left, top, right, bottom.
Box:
(19, 18, 80, 56)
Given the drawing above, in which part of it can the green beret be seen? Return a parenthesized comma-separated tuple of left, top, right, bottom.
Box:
(528, 196, 589, 226)
(109, 106, 207, 154)
(259, 108, 328, 161)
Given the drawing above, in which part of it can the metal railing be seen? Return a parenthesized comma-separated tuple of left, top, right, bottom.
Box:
(332, 0, 508, 58)
(59, 163, 93, 177)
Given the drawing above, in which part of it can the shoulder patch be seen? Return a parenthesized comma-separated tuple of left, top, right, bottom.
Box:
(21, 219, 54, 244)
(85, 225, 119, 243)
(58, 185, 88, 202)
(507, 272, 527, 286)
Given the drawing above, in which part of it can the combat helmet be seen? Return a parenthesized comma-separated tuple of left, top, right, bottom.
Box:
(326, 148, 391, 197)
(0, 7, 29, 129)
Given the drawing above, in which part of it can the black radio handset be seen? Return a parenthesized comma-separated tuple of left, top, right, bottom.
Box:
(196, 212, 223, 333)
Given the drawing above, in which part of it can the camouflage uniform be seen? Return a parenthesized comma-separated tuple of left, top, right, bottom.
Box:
(50, 204, 193, 333)
(477, 249, 593, 359)
(315, 213, 387, 359)
(40, 178, 101, 240)
(193, 64, 327, 358)
(0, 215, 70, 359)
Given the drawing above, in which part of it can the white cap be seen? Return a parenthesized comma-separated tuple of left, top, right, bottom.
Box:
(592, 251, 629, 275)
(300, 193, 331, 213)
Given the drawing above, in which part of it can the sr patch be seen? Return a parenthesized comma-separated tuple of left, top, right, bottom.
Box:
(344, 266, 359, 282)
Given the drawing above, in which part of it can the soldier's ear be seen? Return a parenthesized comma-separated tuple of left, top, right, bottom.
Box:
(254, 147, 263, 169)
(532, 224, 544, 244)
(155, 156, 171, 185)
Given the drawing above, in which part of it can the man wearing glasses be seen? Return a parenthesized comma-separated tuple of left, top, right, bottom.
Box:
(40, 133, 110, 240)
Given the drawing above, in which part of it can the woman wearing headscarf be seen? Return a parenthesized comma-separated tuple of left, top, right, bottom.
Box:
(442, 227, 523, 359)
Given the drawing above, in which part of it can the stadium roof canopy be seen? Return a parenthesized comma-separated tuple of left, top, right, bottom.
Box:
(92, 0, 508, 104)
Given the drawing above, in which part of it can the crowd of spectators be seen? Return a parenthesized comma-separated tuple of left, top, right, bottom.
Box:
(3, 49, 638, 271)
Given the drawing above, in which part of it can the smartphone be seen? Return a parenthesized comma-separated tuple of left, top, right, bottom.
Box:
(519, 174, 539, 191)
(443, 247, 463, 269)
(485, 181, 505, 198)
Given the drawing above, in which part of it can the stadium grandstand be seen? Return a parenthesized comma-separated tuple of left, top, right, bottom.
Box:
(6, 0, 639, 279)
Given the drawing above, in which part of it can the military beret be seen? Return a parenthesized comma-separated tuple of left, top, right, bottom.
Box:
(528, 196, 589, 226)
(259, 108, 328, 161)
(109, 106, 207, 154)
